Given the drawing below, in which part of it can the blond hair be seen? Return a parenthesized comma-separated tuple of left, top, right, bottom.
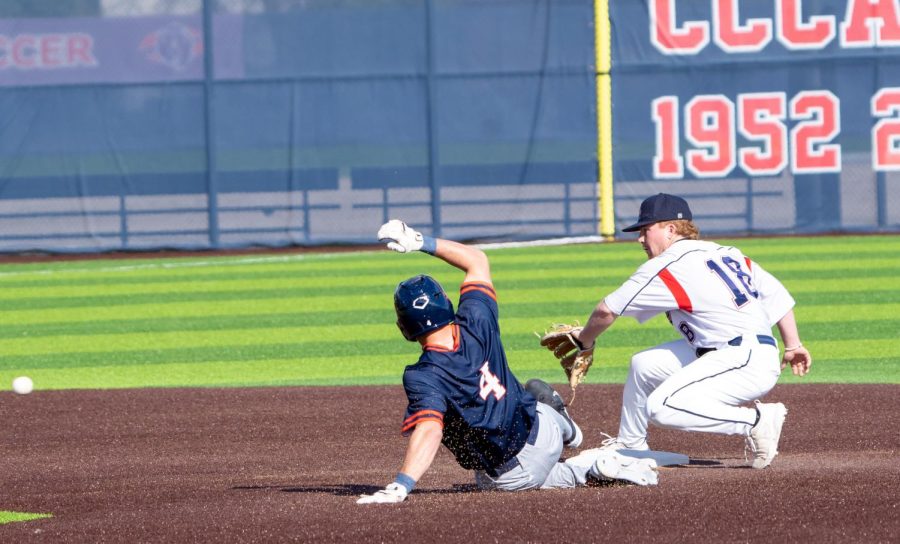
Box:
(661, 219, 700, 240)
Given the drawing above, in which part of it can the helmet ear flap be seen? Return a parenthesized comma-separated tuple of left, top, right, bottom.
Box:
(396, 318, 415, 341)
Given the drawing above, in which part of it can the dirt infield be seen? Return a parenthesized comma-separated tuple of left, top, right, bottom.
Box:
(1, 384, 898, 543)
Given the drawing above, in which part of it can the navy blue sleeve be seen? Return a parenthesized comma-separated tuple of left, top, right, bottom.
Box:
(401, 367, 447, 436)
(456, 281, 498, 330)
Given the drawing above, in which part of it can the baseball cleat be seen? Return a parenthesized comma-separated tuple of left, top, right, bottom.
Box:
(591, 451, 658, 486)
(566, 421, 584, 449)
(746, 401, 788, 469)
(525, 379, 582, 449)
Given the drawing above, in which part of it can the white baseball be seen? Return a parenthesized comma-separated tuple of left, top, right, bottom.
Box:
(12, 376, 33, 395)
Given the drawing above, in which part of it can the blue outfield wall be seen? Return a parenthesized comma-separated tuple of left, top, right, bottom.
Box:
(0, 1, 898, 253)
(0, 0, 598, 252)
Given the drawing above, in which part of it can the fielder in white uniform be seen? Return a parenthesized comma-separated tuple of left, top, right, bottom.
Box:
(572, 194, 812, 468)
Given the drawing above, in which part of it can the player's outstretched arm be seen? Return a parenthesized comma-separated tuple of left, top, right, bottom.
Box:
(576, 300, 619, 349)
(377, 219, 491, 284)
(775, 309, 811, 377)
(357, 420, 443, 505)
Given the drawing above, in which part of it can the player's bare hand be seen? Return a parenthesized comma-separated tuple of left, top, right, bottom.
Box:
(356, 482, 408, 504)
(781, 347, 812, 377)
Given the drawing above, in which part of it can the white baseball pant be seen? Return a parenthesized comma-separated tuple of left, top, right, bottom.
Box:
(618, 336, 781, 446)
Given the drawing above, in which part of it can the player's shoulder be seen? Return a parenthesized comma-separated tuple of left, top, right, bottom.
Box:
(458, 281, 498, 317)
(631, 241, 719, 278)
(459, 281, 496, 302)
(403, 357, 441, 384)
(665, 239, 732, 261)
(676, 239, 719, 253)
(708, 240, 749, 259)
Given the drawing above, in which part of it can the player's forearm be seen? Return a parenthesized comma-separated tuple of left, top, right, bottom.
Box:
(579, 301, 617, 348)
(775, 309, 802, 349)
(398, 420, 444, 482)
(432, 238, 491, 284)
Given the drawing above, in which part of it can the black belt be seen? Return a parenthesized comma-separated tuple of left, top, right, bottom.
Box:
(696, 335, 776, 358)
(486, 415, 540, 477)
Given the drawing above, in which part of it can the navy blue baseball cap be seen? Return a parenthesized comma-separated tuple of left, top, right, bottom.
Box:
(622, 193, 693, 232)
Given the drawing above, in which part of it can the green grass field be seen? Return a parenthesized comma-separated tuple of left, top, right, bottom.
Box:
(0, 511, 52, 525)
(0, 234, 898, 391)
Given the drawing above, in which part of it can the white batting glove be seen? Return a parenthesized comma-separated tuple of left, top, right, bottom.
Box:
(377, 219, 424, 253)
(356, 482, 409, 504)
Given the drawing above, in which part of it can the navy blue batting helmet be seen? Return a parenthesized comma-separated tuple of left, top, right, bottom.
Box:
(394, 275, 455, 341)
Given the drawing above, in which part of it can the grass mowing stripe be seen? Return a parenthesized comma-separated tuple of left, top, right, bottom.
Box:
(5, 354, 896, 390)
(0, 250, 382, 275)
(0, 310, 393, 339)
(0, 511, 52, 525)
(0, 247, 894, 295)
(2, 357, 414, 389)
(0, 323, 408, 356)
(792, 303, 900, 322)
(0, 296, 397, 326)
(2, 318, 894, 372)
(0, 341, 476, 374)
(715, 235, 900, 251)
(4, 288, 899, 328)
(775, 358, 900, 383)
(0, 320, 652, 356)
(0, 281, 607, 312)
(0, 257, 642, 286)
(0, 254, 900, 304)
(0, 261, 439, 288)
(1, 268, 896, 311)
(0, 234, 893, 277)
(0, 286, 395, 311)
(791, 291, 900, 306)
(3, 288, 898, 329)
(0, 273, 401, 300)
(7, 304, 900, 345)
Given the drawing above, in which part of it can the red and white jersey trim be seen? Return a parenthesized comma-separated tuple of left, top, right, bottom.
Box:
(604, 239, 794, 348)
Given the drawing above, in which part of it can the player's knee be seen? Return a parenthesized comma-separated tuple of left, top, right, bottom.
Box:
(645, 390, 668, 425)
(628, 351, 662, 388)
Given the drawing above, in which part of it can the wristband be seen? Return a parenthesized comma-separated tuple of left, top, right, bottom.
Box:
(394, 472, 416, 493)
(420, 235, 437, 255)
(572, 333, 594, 351)
(573, 335, 589, 351)
(783, 343, 803, 352)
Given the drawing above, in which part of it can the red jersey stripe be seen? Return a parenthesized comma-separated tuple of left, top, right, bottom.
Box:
(401, 410, 444, 433)
(460, 281, 496, 300)
(744, 257, 753, 271)
(460, 285, 496, 300)
(658, 268, 693, 313)
(403, 409, 444, 426)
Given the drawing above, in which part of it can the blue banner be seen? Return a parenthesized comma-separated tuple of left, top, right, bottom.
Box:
(610, 0, 900, 234)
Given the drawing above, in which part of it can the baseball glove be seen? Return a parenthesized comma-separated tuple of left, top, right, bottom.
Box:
(539, 323, 594, 392)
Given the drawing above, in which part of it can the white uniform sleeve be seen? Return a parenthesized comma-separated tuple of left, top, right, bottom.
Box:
(749, 258, 795, 326)
(604, 259, 677, 324)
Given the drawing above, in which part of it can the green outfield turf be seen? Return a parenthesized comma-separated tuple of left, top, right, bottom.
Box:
(0, 511, 52, 525)
(0, 234, 898, 390)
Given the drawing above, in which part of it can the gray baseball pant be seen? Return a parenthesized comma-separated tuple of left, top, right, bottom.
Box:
(474, 403, 591, 491)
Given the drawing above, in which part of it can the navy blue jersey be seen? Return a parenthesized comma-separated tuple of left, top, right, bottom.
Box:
(401, 281, 537, 472)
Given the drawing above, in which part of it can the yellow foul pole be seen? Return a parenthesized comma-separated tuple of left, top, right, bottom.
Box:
(595, 0, 615, 239)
